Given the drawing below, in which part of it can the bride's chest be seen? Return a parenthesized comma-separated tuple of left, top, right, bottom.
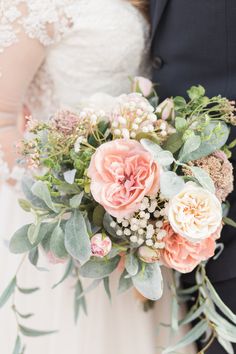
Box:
(46, 0, 149, 73)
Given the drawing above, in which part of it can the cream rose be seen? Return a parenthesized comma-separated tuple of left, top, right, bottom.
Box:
(168, 183, 222, 242)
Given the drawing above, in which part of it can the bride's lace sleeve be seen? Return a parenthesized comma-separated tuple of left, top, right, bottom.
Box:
(0, 0, 78, 52)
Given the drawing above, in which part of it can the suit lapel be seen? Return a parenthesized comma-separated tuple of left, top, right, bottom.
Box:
(150, 0, 169, 40)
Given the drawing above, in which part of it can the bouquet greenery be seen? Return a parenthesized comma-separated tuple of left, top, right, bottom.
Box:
(1, 78, 236, 353)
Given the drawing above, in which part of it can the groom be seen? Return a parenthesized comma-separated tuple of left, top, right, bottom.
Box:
(150, 0, 236, 353)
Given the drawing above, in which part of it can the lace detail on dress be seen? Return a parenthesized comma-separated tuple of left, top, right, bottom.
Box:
(0, 0, 80, 52)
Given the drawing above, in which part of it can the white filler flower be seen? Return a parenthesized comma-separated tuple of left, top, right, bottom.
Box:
(168, 182, 222, 242)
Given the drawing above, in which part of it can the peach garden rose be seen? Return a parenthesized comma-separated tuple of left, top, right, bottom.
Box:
(87, 139, 160, 218)
(160, 223, 221, 273)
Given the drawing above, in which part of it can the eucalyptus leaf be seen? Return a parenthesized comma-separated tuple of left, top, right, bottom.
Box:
(223, 217, 236, 228)
(31, 181, 58, 213)
(19, 325, 57, 337)
(10, 222, 55, 254)
(10, 224, 33, 254)
(218, 336, 234, 354)
(103, 277, 111, 301)
(162, 320, 208, 354)
(52, 258, 74, 289)
(50, 225, 67, 259)
(76, 279, 102, 301)
(190, 166, 215, 193)
(69, 192, 84, 208)
(103, 213, 118, 238)
(132, 263, 163, 301)
(16, 310, 34, 319)
(93, 205, 105, 227)
(163, 132, 183, 154)
(175, 117, 187, 131)
(65, 210, 91, 265)
(179, 302, 206, 326)
(18, 199, 32, 212)
(28, 248, 39, 266)
(187, 85, 205, 100)
(180, 122, 229, 162)
(156, 150, 174, 166)
(17, 286, 40, 294)
(12, 336, 21, 354)
(0, 276, 16, 308)
(80, 256, 120, 279)
(74, 280, 87, 323)
(125, 253, 139, 276)
(204, 305, 236, 341)
(171, 296, 179, 331)
(206, 278, 236, 324)
(160, 171, 185, 199)
(118, 270, 133, 294)
(63, 169, 77, 184)
(173, 96, 186, 110)
(178, 135, 201, 162)
(27, 222, 41, 245)
(22, 177, 48, 209)
(141, 139, 174, 166)
(140, 138, 162, 159)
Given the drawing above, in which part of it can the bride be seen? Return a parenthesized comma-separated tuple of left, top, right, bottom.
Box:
(0, 1, 196, 353)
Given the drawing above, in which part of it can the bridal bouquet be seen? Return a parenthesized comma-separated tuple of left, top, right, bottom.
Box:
(1, 78, 236, 353)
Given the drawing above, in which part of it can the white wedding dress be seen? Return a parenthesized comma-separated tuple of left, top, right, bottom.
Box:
(0, 1, 196, 353)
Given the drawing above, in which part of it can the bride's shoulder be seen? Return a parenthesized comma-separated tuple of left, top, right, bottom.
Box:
(0, 0, 80, 50)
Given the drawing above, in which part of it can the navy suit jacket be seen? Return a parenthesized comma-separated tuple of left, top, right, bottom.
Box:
(150, 0, 236, 283)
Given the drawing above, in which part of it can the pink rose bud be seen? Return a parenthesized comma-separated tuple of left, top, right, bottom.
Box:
(132, 76, 153, 97)
(156, 98, 175, 120)
(91, 233, 112, 258)
(138, 246, 160, 263)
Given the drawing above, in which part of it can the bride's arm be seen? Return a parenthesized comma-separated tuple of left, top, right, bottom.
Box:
(0, 26, 46, 171)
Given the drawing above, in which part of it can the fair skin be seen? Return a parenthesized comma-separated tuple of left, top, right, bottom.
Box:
(0, 28, 45, 171)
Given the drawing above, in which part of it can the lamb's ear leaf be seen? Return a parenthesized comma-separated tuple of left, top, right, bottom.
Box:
(65, 210, 91, 265)
(10, 222, 56, 254)
(132, 263, 163, 301)
(160, 171, 185, 199)
(125, 253, 139, 277)
(50, 225, 68, 259)
(118, 270, 133, 294)
(31, 181, 59, 213)
(80, 256, 120, 279)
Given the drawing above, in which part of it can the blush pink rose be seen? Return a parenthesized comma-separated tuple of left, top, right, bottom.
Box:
(87, 139, 160, 218)
(160, 223, 222, 273)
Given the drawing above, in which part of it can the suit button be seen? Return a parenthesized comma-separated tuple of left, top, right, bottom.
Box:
(152, 56, 163, 70)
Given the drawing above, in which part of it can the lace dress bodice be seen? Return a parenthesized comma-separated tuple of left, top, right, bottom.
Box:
(0, 0, 150, 119)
